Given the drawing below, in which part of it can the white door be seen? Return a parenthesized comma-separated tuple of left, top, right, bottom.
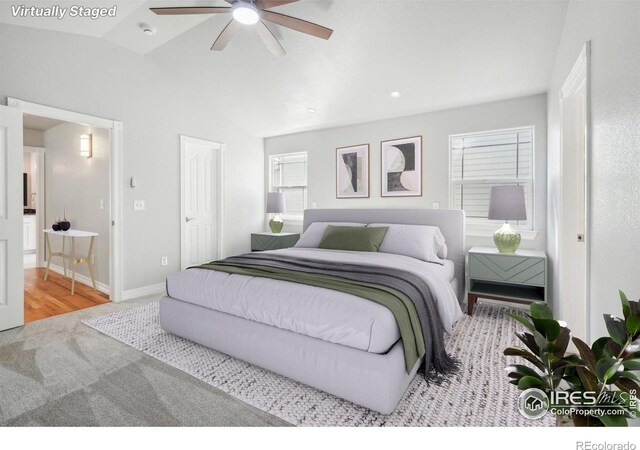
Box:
(559, 43, 590, 342)
(180, 136, 223, 269)
(0, 106, 24, 331)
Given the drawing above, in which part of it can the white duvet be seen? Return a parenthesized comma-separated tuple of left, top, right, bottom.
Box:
(166, 248, 463, 354)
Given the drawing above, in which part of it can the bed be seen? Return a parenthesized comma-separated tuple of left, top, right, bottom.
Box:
(159, 209, 465, 414)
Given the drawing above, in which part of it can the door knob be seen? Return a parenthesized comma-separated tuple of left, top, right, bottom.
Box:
(186, 217, 195, 222)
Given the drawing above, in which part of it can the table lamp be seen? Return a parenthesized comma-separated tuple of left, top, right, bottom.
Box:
(266, 192, 286, 233)
(488, 185, 527, 253)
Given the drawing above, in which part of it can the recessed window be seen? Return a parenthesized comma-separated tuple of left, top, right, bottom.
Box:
(269, 152, 307, 221)
(449, 127, 534, 230)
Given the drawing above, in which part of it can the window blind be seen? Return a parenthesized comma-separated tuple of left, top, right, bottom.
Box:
(450, 128, 533, 227)
(270, 152, 307, 219)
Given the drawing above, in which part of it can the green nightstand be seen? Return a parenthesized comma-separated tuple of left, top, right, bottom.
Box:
(467, 246, 547, 315)
(251, 232, 300, 251)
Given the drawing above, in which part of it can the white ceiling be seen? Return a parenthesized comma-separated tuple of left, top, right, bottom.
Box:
(1, 0, 569, 137)
(23, 114, 66, 131)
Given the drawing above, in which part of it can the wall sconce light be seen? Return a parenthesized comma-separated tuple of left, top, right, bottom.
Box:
(80, 134, 92, 158)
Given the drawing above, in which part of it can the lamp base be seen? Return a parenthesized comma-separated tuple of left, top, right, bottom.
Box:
(269, 216, 284, 234)
(493, 222, 521, 253)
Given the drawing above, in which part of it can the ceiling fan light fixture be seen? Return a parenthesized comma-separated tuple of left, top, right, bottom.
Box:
(232, 1, 260, 25)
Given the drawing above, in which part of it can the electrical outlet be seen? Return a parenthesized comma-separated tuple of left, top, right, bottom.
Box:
(161, 256, 168, 267)
(99, 199, 105, 210)
(311, 202, 318, 209)
(432, 201, 440, 210)
(134, 200, 145, 211)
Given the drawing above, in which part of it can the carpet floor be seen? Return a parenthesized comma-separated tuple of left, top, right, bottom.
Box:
(0, 295, 289, 426)
(83, 299, 554, 427)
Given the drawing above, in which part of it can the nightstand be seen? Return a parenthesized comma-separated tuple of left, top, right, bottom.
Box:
(251, 232, 300, 251)
(467, 247, 547, 315)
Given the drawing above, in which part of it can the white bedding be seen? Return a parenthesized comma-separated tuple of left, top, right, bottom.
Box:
(166, 248, 463, 354)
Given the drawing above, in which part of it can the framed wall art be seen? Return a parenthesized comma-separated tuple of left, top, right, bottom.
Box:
(381, 136, 422, 197)
(336, 144, 370, 198)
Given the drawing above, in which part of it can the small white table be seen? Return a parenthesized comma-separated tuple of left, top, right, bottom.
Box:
(44, 229, 98, 295)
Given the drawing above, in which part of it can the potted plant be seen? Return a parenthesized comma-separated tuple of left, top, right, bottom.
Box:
(504, 291, 640, 426)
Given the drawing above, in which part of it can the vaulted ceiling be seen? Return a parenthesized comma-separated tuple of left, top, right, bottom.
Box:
(1, 0, 569, 137)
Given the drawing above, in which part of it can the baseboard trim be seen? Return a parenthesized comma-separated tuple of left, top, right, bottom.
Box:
(121, 282, 166, 301)
(48, 264, 110, 295)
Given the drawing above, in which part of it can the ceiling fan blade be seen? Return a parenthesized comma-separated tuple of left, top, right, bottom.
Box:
(260, 10, 333, 40)
(211, 19, 241, 51)
(256, 21, 286, 57)
(256, 0, 299, 9)
(150, 6, 231, 15)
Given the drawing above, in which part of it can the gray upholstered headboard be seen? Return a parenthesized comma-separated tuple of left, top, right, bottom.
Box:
(303, 209, 466, 303)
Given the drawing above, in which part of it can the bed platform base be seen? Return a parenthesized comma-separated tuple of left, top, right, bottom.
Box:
(159, 296, 419, 414)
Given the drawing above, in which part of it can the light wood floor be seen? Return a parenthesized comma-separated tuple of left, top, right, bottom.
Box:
(24, 268, 110, 323)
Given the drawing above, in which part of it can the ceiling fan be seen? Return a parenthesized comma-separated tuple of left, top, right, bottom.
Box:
(150, 0, 333, 57)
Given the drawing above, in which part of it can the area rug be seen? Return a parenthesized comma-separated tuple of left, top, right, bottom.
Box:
(83, 300, 553, 427)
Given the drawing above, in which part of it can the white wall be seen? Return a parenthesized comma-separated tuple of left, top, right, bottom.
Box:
(23, 128, 44, 147)
(0, 24, 264, 292)
(547, 2, 640, 338)
(43, 123, 110, 284)
(265, 94, 548, 250)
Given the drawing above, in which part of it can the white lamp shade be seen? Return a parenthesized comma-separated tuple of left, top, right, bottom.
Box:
(266, 192, 286, 214)
(488, 185, 527, 221)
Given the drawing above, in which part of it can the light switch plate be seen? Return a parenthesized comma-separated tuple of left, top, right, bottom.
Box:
(134, 200, 145, 211)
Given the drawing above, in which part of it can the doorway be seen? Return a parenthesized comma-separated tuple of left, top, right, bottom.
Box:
(22, 114, 111, 322)
(558, 42, 591, 343)
(180, 135, 224, 269)
(0, 98, 123, 332)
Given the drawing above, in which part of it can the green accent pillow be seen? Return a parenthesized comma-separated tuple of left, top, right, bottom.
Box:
(318, 226, 389, 252)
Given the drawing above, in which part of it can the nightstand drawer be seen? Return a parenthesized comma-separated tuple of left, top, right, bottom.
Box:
(469, 253, 546, 287)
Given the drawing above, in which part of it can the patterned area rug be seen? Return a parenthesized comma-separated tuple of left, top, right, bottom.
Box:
(83, 300, 554, 427)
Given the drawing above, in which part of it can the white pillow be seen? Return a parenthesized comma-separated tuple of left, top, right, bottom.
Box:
(368, 223, 447, 264)
(295, 222, 366, 248)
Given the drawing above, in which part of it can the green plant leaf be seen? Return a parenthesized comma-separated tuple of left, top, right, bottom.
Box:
(532, 318, 561, 341)
(619, 371, 640, 382)
(530, 302, 554, 320)
(620, 290, 631, 319)
(515, 332, 540, 355)
(595, 358, 622, 383)
(504, 347, 546, 371)
(621, 358, 640, 370)
(507, 312, 535, 332)
(508, 364, 542, 378)
(592, 337, 613, 360)
(533, 330, 550, 353)
(599, 414, 628, 427)
(604, 314, 629, 346)
(572, 337, 597, 372)
(517, 375, 547, 390)
(626, 315, 640, 337)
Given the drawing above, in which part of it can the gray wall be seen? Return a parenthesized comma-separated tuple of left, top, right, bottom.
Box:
(265, 94, 548, 250)
(44, 123, 110, 284)
(547, 1, 640, 338)
(0, 24, 264, 292)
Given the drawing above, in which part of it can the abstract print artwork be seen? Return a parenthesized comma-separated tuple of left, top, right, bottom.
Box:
(336, 144, 370, 198)
(381, 136, 422, 197)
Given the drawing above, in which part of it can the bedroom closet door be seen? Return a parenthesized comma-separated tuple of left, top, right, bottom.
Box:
(0, 105, 25, 331)
(180, 136, 224, 270)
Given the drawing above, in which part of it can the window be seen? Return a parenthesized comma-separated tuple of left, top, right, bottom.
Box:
(269, 152, 307, 221)
(450, 127, 534, 230)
